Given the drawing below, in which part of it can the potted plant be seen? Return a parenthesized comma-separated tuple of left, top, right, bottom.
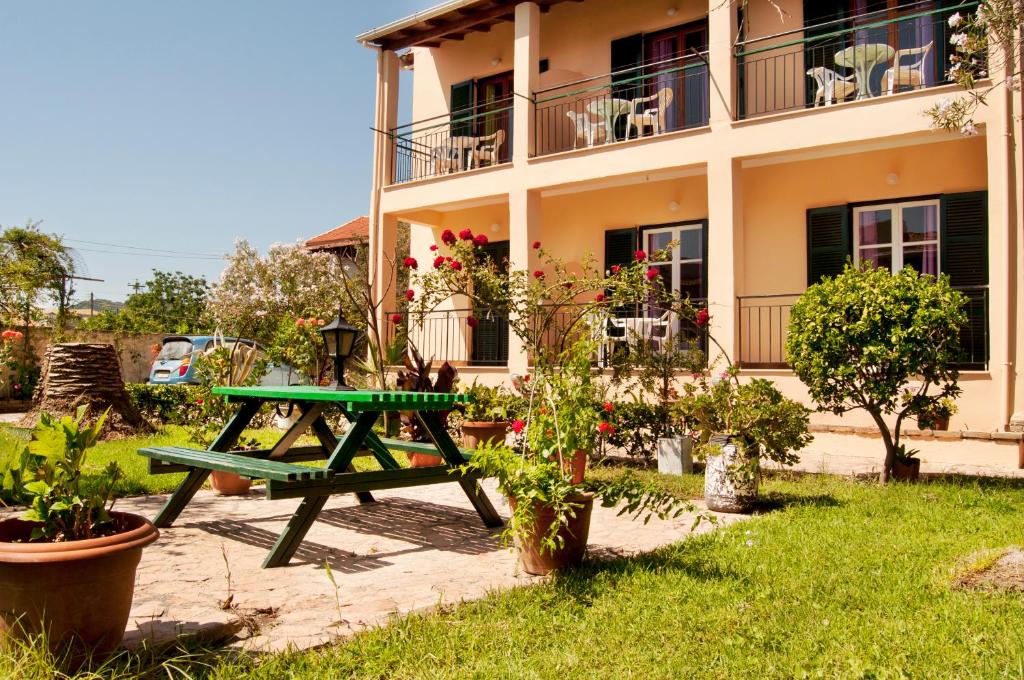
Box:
(917, 397, 957, 431)
(892, 445, 922, 481)
(0, 407, 159, 654)
(396, 345, 459, 467)
(459, 381, 514, 450)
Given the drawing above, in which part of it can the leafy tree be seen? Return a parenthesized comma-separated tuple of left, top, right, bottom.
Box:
(785, 265, 967, 483)
(79, 270, 211, 334)
(0, 222, 76, 337)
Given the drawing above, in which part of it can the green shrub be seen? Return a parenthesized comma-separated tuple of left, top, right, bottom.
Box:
(126, 383, 202, 426)
(602, 400, 673, 461)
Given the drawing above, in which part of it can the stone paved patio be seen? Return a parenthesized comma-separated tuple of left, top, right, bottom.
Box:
(119, 480, 742, 652)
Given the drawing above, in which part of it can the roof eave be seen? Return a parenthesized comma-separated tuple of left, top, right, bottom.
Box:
(355, 0, 484, 47)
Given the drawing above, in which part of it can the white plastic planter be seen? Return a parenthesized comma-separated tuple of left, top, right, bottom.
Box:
(657, 437, 693, 475)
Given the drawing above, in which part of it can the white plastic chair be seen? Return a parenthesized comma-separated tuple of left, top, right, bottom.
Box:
(627, 87, 675, 138)
(882, 41, 933, 95)
(565, 110, 606, 148)
(806, 66, 857, 106)
(469, 129, 505, 168)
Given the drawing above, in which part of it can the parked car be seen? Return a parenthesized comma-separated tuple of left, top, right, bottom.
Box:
(148, 336, 310, 386)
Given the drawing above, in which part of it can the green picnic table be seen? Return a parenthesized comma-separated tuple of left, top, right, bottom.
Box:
(140, 386, 503, 568)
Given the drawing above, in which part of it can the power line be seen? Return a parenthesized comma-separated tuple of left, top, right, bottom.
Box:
(72, 246, 225, 261)
(66, 237, 224, 258)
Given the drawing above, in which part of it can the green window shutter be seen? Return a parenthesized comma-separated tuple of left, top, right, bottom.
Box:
(611, 34, 644, 102)
(450, 80, 475, 137)
(806, 205, 851, 285)
(940, 191, 989, 369)
(604, 227, 638, 272)
(700, 219, 709, 299)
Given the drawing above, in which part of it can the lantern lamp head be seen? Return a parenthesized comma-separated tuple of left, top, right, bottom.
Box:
(320, 315, 361, 390)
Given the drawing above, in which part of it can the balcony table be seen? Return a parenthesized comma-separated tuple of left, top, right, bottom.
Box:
(140, 386, 503, 568)
(834, 43, 895, 99)
(586, 98, 632, 143)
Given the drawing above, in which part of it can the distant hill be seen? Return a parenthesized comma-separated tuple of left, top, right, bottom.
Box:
(71, 298, 123, 313)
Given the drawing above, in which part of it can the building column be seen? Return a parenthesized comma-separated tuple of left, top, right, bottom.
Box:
(513, 2, 540, 163)
(706, 157, 743, 364)
(508, 189, 541, 374)
(707, 0, 737, 128)
(369, 49, 400, 331)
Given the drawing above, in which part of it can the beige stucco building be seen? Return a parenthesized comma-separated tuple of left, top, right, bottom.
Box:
(357, 0, 1024, 466)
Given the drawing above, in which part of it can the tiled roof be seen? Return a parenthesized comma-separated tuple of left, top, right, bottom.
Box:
(305, 216, 369, 251)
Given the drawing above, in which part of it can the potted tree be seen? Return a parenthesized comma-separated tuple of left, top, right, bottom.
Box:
(459, 381, 514, 450)
(917, 397, 958, 431)
(0, 407, 159, 654)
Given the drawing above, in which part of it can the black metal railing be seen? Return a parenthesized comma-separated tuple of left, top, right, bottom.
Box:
(385, 308, 509, 366)
(736, 1, 976, 119)
(389, 100, 513, 185)
(534, 52, 709, 157)
(737, 286, 989, 370)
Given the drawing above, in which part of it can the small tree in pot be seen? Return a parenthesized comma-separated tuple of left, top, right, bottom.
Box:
(0, 407, 159, 655)
(458, 381, 516, 451)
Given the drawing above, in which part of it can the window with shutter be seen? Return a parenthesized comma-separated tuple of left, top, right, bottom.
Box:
(806, 206, 852, 284)
(471, 240, 510, 365)
(941, 191, 988, 369)
(450, 80, 475, 138)
(604, 227, 638, 320)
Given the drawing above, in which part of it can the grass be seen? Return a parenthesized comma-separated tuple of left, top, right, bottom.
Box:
(3, 464, 1024, 678)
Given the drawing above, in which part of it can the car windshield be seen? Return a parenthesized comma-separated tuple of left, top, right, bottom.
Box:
(157, 340, 195, 361)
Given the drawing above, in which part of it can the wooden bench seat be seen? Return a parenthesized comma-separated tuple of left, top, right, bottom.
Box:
(139, 446, 332, 482)
(376, 437, 473, 462)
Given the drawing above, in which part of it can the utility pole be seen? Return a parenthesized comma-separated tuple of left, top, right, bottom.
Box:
(129, 280, 143, 295)
(90, 292, 95, 317)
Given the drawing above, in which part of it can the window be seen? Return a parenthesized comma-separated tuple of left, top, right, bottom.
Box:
(854, 199, 939, 275)
(645, 223, 705, 300)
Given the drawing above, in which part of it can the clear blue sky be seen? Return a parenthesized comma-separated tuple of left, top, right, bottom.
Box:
(0, 1, 421, 303)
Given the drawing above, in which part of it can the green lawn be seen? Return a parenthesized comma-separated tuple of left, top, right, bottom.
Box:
(3, 464, 1023, 678)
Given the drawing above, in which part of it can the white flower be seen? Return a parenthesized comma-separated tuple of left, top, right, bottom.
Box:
(935, 97, 953, 115)
(948, 12, 962, 28)
(950, 32, 968, 48)
(745, 539, 754, 547)
(960, 121, 979, 136)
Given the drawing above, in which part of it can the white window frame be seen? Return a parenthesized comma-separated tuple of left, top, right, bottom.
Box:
(853, 199, 941, 272)
(644, 222, 705, 299)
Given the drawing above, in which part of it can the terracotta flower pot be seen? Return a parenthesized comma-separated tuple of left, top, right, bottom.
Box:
(919, 415, 950, 431)
(893, 457, 921, 481)
(546, 450, 587, 484)
(509, 492, 595, 575)
(704, 434, 759, 514)
(408, 452, 445, 468)
(0, 511, 159, 654)
(461, 421, 509, 450)
(210, 470, 252, 495)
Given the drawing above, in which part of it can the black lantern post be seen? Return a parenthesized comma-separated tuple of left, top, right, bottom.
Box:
(320, 307, 361, 390)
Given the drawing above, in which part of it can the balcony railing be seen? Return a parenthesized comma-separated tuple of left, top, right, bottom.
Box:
(388, 99, 513, 185)
(737, 286, 989, 371)
(534, 52, 710, 157)
(735, 1, 976, 119)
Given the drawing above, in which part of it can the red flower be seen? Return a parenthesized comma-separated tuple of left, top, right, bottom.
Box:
(405, 289, 415, 301)
(533, 270, 544, 279)
(467, 316, 479, 328)
(196, 398, 204, 405)
(295, 318, 305, 326)
(646, 267, 659, 281)
(450, 260, 463, 271)
(430, 244, 439, 251)
(563, 282, 574, 290)
(307, 317, 318, 326)
(603, 402, 614, 413)
(634, 250, 647, 261)
(390, 313, 403, 324)
(610, 265, 621, 275)
(523, 374, 530, 383)
(1, 330, 16, 340)
(595, 293, 605, 302)
(403, 256, 418, 269)
(459, 228, 474, 241)
(474, 234, 489, 247)
(695, 308, 710, 327)
(598, 422, 612, 435)
(532, 240, 541, 249)
(511, 419, 526, 434)
(433, 256, 446, 269)
(441, 229, 457, 245)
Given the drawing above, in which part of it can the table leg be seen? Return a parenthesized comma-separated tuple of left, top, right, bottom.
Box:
(308, 414, 375, 504)
(263, 410, 381, 567)
(338, 407, 402, 471)
(417, 412, 504, 528)
(153, 399, 261, 527)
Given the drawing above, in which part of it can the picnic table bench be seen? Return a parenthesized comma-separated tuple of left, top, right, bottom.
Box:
(140, 386, 503, 568)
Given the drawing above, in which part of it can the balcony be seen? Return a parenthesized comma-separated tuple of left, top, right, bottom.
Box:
(737, 287, 989, 371)
(388, 99, 513, 185)
(736, 1, 971, 120)
(534, 52, 710, 157)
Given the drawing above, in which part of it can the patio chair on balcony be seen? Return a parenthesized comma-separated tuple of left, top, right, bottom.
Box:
(565, 111, 607, 148)
(626, 87, 675, 138)
(806, 66, 857, 106)
(882, 41, 933, 95)
(601, 310, 672, 364)
(468, 129, 506, 168)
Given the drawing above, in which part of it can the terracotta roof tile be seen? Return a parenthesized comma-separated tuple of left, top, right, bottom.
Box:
(305, 216, 369, 250)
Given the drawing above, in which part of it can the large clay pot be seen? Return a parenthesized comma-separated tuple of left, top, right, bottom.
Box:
(892, 457, 921, 481)
(408, 453, 445, 468)
(210, 470, 252, 495)
(461, 421, 509, 450)
(509, 492, 594, 575)
(0, 511, 159, 654)
(704, 434, 759, 513)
